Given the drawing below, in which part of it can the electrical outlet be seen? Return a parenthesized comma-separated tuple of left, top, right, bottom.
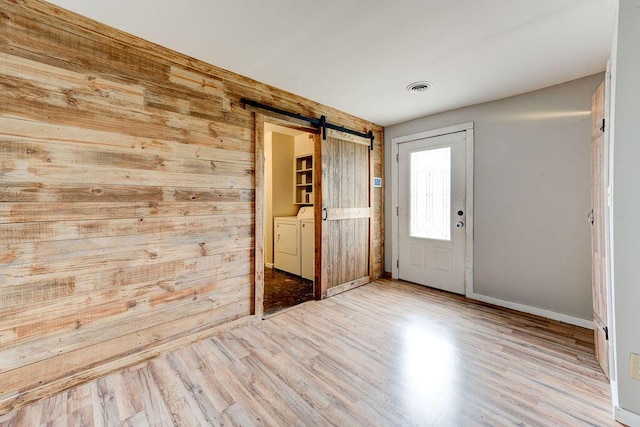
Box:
(630, 353, 640, 381)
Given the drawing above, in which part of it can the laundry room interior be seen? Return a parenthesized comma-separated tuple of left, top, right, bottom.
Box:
(263, 123, 316, 315)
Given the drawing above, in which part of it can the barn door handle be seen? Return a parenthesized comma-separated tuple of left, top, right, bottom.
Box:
(322, 207, 328, 221)
(588, 209, 594, 225)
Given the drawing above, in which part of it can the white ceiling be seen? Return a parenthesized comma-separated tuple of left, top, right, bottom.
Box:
(46, 0, 616, 127)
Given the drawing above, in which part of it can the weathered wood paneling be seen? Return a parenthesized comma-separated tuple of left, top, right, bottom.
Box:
(0, 0, 384, 414)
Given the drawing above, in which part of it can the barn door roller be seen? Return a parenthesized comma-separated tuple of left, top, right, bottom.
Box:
(241, 98, 374, 150)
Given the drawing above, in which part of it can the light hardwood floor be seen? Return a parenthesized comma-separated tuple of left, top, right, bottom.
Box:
(0, 279, 615, 426)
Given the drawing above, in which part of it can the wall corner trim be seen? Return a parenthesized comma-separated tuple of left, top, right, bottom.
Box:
(615, 405, 640, 426)
(467, 292, 594, 330)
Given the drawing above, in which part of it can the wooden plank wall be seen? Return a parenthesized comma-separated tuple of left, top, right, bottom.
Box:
(0, 0, 384, 414)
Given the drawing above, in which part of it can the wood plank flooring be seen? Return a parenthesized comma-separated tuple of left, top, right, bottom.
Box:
(0, 279, 616, 426)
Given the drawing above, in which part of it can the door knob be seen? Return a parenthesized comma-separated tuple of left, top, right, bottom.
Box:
(455, 221, 464, 228)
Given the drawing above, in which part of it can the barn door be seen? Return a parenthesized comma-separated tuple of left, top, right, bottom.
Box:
(590, 81, 610, 379)
(316, 129, 372, 298)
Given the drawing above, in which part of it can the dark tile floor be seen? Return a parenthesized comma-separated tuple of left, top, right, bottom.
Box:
(263, 268, 314, 316)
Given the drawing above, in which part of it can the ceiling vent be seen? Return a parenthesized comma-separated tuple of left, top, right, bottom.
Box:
(406, 81, 433, 93)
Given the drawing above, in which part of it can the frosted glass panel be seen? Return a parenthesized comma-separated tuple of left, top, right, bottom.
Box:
(410, 147, 451, 240)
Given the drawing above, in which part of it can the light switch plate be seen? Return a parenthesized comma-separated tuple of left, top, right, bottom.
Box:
(630, 353, 640, 381)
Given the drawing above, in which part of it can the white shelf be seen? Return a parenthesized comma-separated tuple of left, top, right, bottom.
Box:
(294, 154, 313, 205)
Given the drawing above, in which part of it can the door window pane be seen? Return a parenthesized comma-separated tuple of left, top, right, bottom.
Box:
(410, 147, 451, 240)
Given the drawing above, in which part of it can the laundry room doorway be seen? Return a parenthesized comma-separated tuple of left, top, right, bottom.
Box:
(259, 118, 318, 316)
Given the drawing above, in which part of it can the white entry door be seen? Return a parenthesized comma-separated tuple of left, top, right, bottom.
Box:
(398, 131, 467, 294)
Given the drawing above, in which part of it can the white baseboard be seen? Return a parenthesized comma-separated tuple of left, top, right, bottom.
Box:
(615, 406, 640, 426)
(466, 292, 594, 330)
(265, 262, 274, 269)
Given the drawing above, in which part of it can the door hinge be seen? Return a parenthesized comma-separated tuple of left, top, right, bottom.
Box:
(396, 153, 399, 162)
(396, 260, 399, 269)
(601, 118, 606, 133)
(604, 326, 609, 341)
(396, 206, 399, 216)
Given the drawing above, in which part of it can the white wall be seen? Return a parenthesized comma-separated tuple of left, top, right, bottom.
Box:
(264, 132, 273, 266)
(610, 0, 640, 420)
(294, 133, 314, 157)
(264, 132, 298, 266)
(385, 74, 604, 322)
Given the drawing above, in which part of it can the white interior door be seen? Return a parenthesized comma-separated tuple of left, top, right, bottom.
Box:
(590, 81, 610, 378)
(398, 131, 466, 294)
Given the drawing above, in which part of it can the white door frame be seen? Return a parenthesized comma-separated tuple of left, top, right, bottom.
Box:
(391, 122, 474, 296)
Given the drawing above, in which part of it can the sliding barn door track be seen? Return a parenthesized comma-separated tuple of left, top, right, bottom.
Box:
(241, 98, 374, 149)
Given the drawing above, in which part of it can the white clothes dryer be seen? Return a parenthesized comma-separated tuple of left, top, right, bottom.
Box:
(273, 216, 300, 275)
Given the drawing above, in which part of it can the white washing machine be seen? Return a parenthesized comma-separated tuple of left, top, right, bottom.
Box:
(298, 207, 314, 280)
(274, 207, 314, 277)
